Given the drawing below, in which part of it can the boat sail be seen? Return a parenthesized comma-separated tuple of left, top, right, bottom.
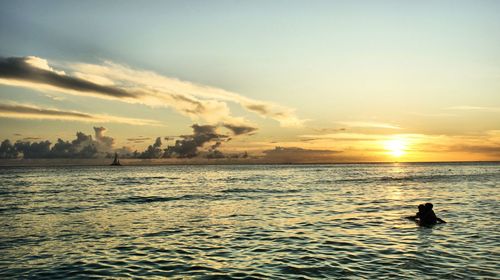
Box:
(110, 152, 122, 166)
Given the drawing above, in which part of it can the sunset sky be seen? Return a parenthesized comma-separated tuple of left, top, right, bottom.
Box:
(0, 0, 499, 162)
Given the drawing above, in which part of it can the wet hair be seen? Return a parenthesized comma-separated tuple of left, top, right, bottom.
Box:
(425, 203, 433, 210)
(418, 204, 426, 212)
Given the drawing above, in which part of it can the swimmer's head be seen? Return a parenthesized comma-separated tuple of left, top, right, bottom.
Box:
(425, 203, 433, 210)
(418, 204, 425, 212)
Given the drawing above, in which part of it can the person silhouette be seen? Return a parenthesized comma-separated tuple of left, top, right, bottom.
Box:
(406, 204, 426, 221)
(420, 203, 446, 225)
(406, 203, 446, 226)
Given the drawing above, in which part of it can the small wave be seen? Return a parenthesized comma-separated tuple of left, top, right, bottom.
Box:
(221, 188, 301, 194)
(279, 264, 338, 278)
(30, 205, 105, 214)
(328, 172, 499, 184)
(0, 206, 21, 213)
(114, 194, 224, 205)
(115, 196, 178, 204)
(142, 229, 184, 237)
(222, 175, 267, 182)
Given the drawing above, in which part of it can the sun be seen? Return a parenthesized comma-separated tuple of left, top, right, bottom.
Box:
(384, 138, 407, 158)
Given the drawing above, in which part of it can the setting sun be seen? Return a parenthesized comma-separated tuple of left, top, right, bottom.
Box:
(384, 139, 407, 158)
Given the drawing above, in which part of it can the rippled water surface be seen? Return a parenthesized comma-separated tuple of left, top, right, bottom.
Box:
(0, 163, 499, 279)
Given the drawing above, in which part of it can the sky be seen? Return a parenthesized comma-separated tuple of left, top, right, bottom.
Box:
(0, 0, 499, 162)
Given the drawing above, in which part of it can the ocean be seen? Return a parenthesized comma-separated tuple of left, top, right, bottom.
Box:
(0, 163, 498, 279)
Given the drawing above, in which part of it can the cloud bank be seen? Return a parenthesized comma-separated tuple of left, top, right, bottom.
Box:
(0, 56, 135, 98)
(262, 146, 349, 163)
(0, 56, 304, 127)
(0, 103, 162, 126)
(1, 127, 118, 159)
(0, 124, 254, 159)
(164, 124, 228, 158)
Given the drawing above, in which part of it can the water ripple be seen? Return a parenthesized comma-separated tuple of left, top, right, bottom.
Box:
(0, 163, 498, 279)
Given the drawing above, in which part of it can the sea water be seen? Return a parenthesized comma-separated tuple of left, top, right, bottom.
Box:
(0, 163, 498, 279)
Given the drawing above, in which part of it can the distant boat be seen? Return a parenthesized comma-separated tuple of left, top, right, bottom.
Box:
(110, 152, 122, 166)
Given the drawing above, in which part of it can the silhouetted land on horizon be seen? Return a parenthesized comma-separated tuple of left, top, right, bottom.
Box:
(0, 158, 498, 167)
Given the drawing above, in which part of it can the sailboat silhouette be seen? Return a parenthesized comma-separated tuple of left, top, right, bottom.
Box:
(110, 152, 122, 166)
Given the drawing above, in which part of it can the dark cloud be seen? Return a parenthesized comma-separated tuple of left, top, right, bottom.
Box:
(0, 103, 93, 119)
(14, 140, 52, 158)
(170, 93, 205, 114)
(127, 137, 151, 142)
(244, 103, 269, 115)
(114, 146, 134, 157)
(50, 139, 75, 158)
(0, 124, 253, 160)
(223, 123, 257, 135)
(300, 138, 320, 142)
(211, 141, 222, 150)
(262, 146, 344, 163)
(0, 140, 18, 159)
(161, 123, 255, 159)
(0, 127, 116, 159)
(0, 56, 136, 98)
(139, 137, 163, 158)
(49, 132, 98, 158)
(0, 124, 225, 159)
(0, 103, 161, 126)
(206, 149, 225, 159)
(204, 141, 225, 159)
(22, 137, 42, 141)
(164, 124, 228, 158)
(449, 144, 500, 155)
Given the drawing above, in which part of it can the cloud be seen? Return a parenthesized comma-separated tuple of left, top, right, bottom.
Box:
(446, 106, 500, 112)
(49, 132, 96, 158)
(0, 56, 304, 127)
(222, 123, 258, 135)
(126, 137, 151, 143)
(262, 146, 349, 163)
(50, 130, 106, 158)
(0, 102, 162, 126)
(0, 56, 135, 98)
(408, 112, 456, 117)
(310, 127, 346, 133)
(164, 124, 228, 158)
(158, 122, 255, 159)
(337, 121, 401, 129)
(204, 140, 225, 159)
(299, 132, 386, 142)
(2, 127, 118, 159)
(0, 140, 19, 159)
(14, 140, 53, 159)
(447, 144, 500, 155)
(0, 123, 256, 159)
(94, 126, 114, 151)
(138, 137, 163, 158)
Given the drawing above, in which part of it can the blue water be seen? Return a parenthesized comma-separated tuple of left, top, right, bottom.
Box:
(0, 163, 499, 279)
